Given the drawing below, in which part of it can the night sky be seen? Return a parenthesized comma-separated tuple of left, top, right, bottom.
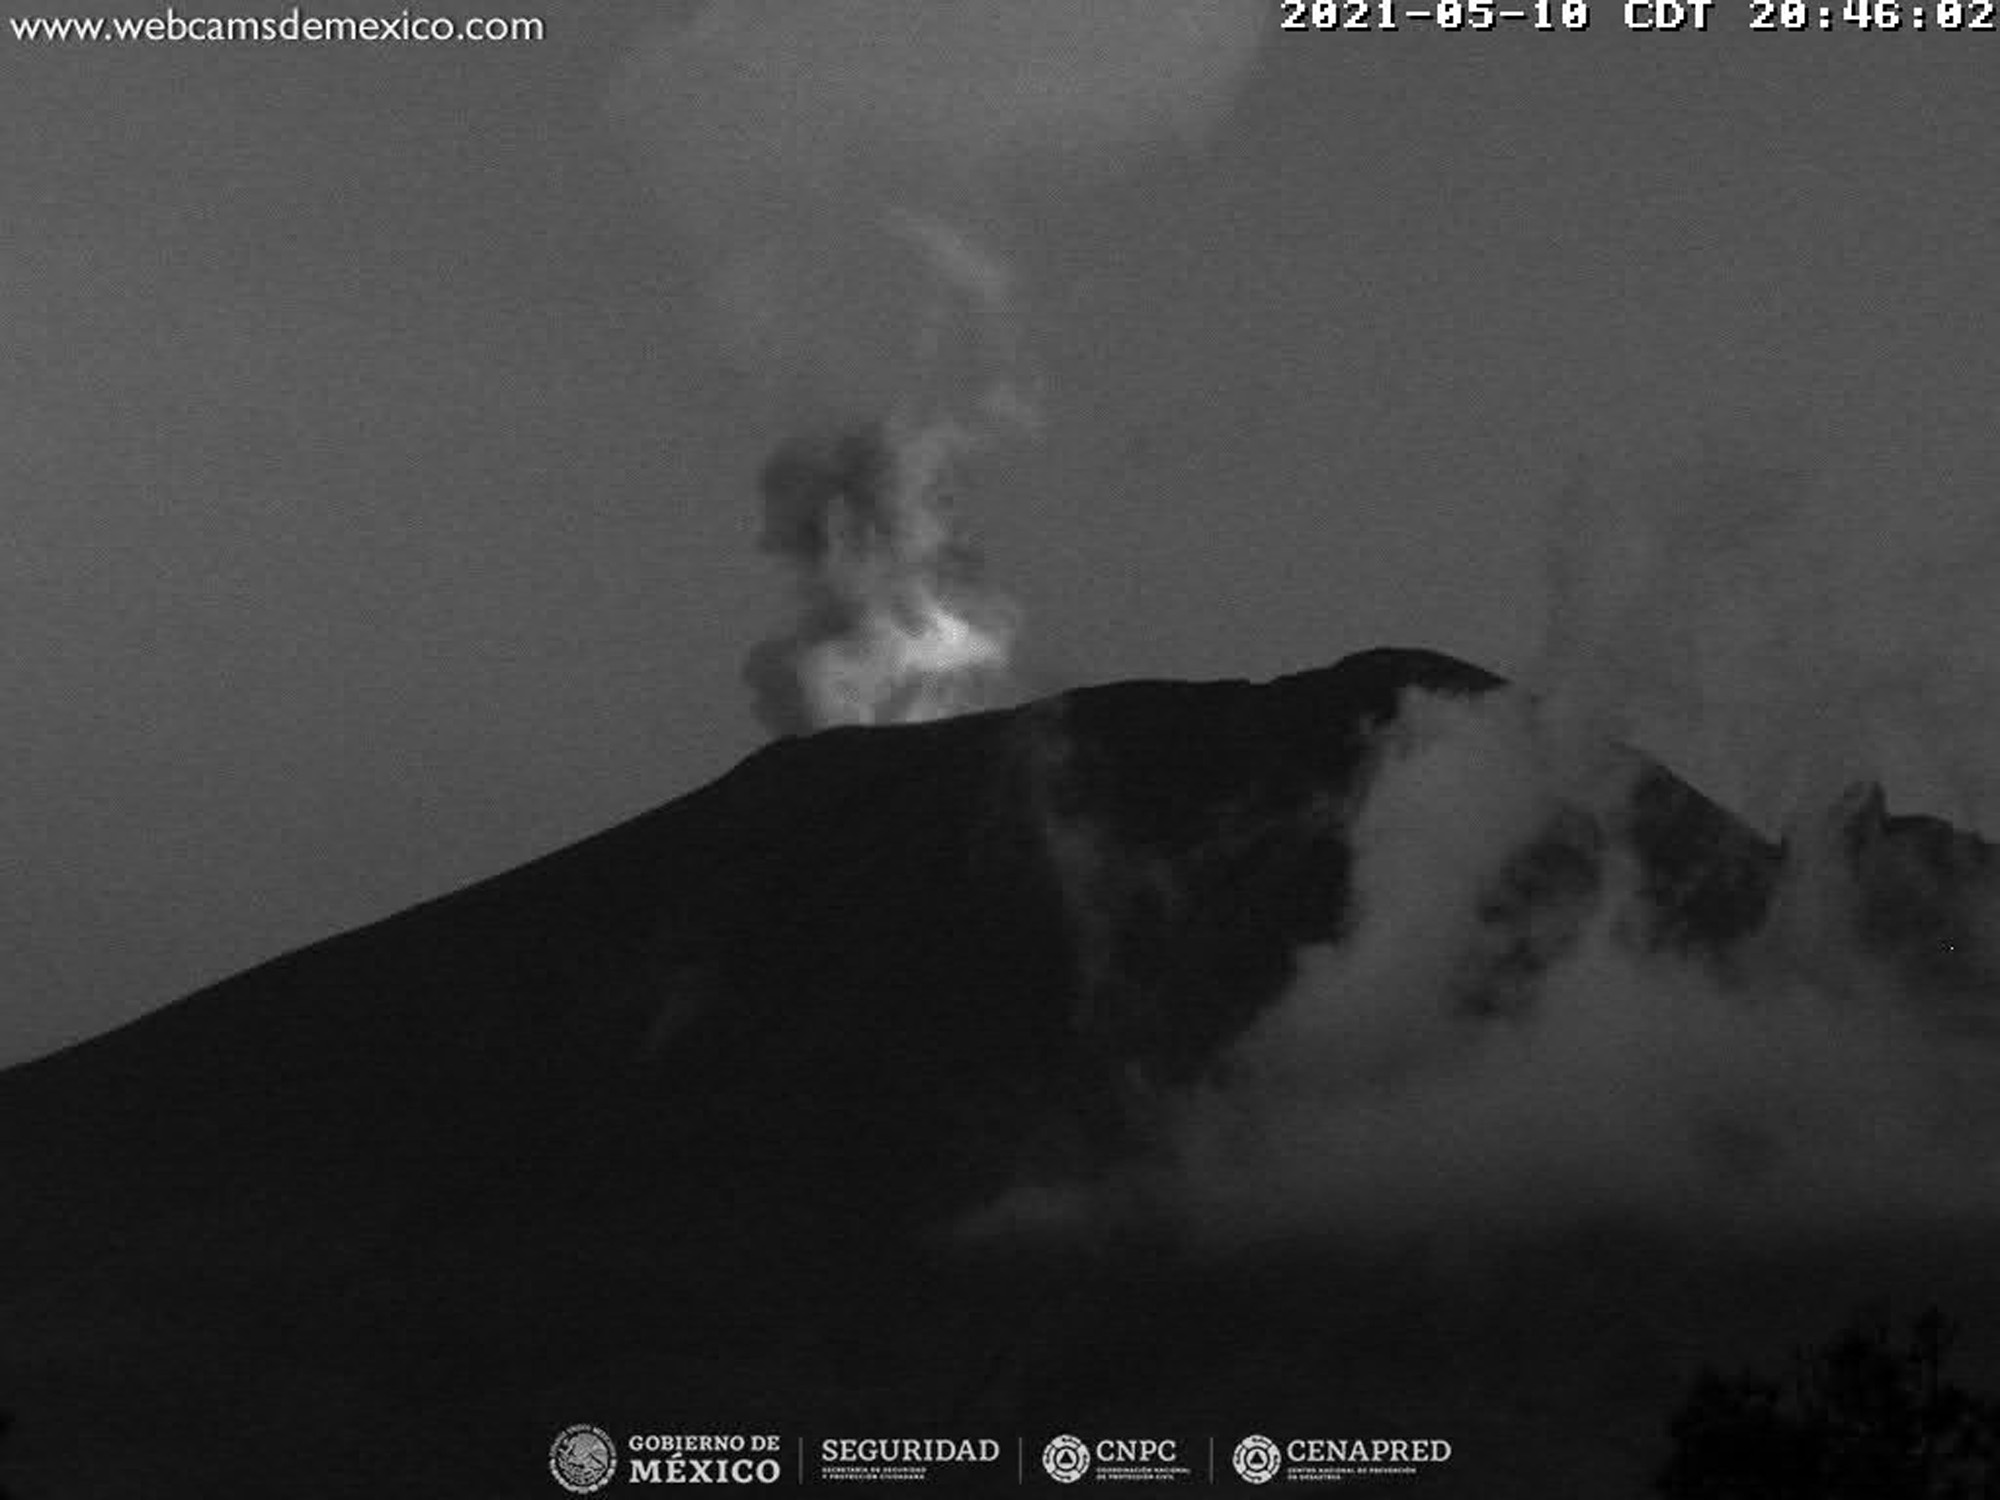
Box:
(4, 0, 1996, 1062)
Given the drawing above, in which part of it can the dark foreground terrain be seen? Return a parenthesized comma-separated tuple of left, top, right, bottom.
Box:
(3, 648, 1997, 1497)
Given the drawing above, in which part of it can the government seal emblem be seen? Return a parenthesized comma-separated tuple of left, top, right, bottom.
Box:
(549, 1423, 618, 1493)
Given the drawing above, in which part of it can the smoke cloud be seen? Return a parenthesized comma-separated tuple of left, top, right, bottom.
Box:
(1158, 690, 2000, 1250)
(614, 1, 1266, 731)
(615, 0, 1263, 395)
(622, 8, 2000, 1254)
(743, 419, 1019, 734)
(1536, 450, 2000, 838)
(976, 450, 2000, 1252)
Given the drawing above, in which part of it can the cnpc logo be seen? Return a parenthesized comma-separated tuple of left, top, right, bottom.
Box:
(1042, 1434, 1090, 1484)
(1044, 1434, 1182, 1483)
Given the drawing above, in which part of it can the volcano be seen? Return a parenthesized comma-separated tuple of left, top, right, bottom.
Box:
(3, 647, 1997, 1498)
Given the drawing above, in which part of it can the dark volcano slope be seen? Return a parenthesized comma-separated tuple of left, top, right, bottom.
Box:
(0, 647, 1991, 1499)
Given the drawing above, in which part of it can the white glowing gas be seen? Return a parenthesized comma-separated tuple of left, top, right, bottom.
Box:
(746, 412, 1024, 735)
(800, 576, 1017, 728)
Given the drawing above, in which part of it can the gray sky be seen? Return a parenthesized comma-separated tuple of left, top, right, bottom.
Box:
(4, 1, 1997, 1062)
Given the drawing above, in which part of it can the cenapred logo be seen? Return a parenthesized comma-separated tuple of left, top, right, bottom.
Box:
(1042, 1433, 1091, 1484)
(1232, 1434, 1281, 1485)
(550, 1424, 618, 1494)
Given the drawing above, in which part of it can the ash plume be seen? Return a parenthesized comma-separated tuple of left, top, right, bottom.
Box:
(613, 0, 1266, 732)
(744, 420, 1018, 734)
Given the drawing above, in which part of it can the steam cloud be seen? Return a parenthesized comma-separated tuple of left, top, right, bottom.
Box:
(622, 7, 2000, 1253)
(743, 419, 1019, 734)
(1164, 690, 2000, 1250)
(1538, 448, 2000, 838)
(615, 0, 1266, 731)
(985, 455, 2000, 1253)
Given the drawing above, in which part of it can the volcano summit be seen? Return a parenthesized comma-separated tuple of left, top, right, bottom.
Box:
(2, 648, 1997, 1497)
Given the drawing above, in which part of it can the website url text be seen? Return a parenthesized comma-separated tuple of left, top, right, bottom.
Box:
(10, 7, 546, 43)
